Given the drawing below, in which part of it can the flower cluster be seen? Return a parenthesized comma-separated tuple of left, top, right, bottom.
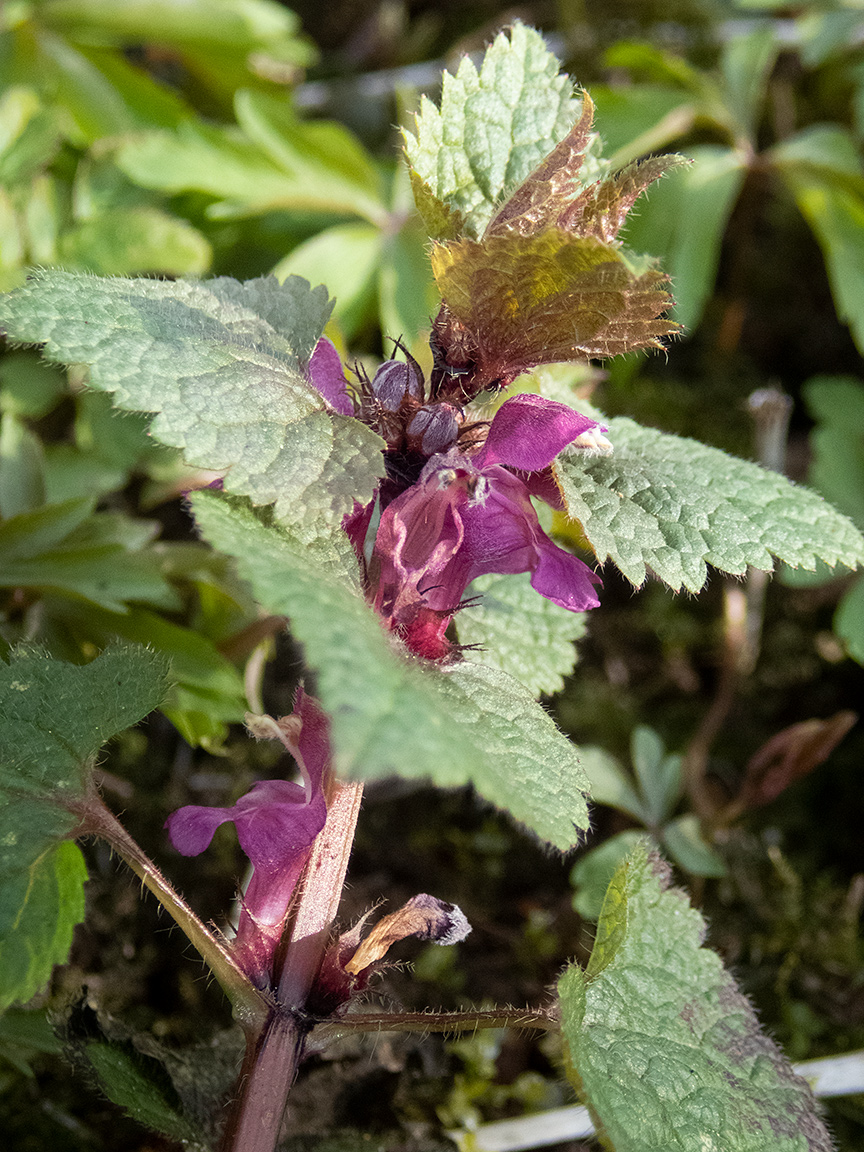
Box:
(309, 340, 607, 659)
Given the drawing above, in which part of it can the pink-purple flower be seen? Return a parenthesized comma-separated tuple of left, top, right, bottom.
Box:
(306, 337, 606, 661)
(165, 688, 329, 986)
(368, 393, 604, 659)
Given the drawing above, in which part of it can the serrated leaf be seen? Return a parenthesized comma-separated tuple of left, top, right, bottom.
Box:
(404, 24, 585, 240)
(455, 570, 586, 696)
(0, 841, 87, 1013)
(557, 416, 864, 591)
(431, 230, 675, 389)
(0, 271, 385, 535)
(620, 145, 747, 333)
(559, 845, 832, 1150)
(192, 491, 590, 849)
(0, 644, 170, 876)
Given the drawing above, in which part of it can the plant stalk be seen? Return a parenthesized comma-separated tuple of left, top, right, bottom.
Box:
(217, 779, 364, 1152)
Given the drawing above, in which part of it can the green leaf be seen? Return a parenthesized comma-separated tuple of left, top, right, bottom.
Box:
(47, 600, 247, 748)
(272, 223, 382, 341)
(0, 1007, 62, 1075)
(404, 23, 586, 240)
(59, 207, 212, 276)
(192, 491, 590, 849)
(41, 0, 309, 58)
(577, 745, 647, 823)
(660, 814, 727, 878)
(557, 416, 864, 591)
(0, 506, 180, 613)
(719, 25, 778, 142)
(591, 83, 696, 164)
(803, 376, 864, 527)
(377, 216, 440, 362)
(0, 645, 168, 1009)
(455, 571, 586, 696)
(84, 1040, 196, 1143)
(775, 157, 864, 353)
(0, 645, 170, 875)
(559, 844, 833, 1151)
(0, 841, 87, 1013)
(0, 413, 45, 518)
(570, 830, 645, 921)
(835, 575, 864, 664)
(0, 271, 384, 536)
(0, 351, 68, 419)
(234, 89, 386, 225)
(631, 726, 682, 826)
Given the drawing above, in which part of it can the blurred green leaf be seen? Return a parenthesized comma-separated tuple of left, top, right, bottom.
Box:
(803, 376, 864, 527)
(234, 89, 387, 224)
(719, 24, 778, 142)
(661, 814, 727, 878)
(60, 207, 211, 275)
(559, 844, 832, 1151)
(0, 507, 181, 613)
(835, 574, 864, 664)
(0, 413, 45, 518)
(0, 351, 67, 419)
(273, 223, 382, 340)
(0, 1007, 62, 1075)
(591, 83, 696, 165)
(378, 214, 439, 359)
(558, 415, 864, 591)
(631, 726, 682, 826)
(40, 0, 310, 60)
(577, 745, 646, 822)
(622, 145, 747, 332)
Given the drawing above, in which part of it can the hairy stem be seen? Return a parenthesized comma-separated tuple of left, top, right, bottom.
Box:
(217, 1011, 305, 1152)
(314, 1005, 559, 1040)
(218, 780, 364, 1152)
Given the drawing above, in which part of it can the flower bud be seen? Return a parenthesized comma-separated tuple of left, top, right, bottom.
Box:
(371, 357, 423, 411)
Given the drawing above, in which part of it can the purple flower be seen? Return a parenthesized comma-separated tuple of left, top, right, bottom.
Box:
(165, 688, 329, 986)
(367, 393, 604, 659)
(308, 336, 354, 415)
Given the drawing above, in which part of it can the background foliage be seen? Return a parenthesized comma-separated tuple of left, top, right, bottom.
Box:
(1, 1, 864, 1149)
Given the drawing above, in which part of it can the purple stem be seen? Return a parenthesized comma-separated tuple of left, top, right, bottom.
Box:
(217, 780, 364, 1152)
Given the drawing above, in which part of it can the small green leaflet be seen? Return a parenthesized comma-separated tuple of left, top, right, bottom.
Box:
(192, 491, 590, 849)
(404, 24, 597, 241)
(559, 844, 833, 1151)
(558, 416, 864, 591)
(456, 571, 586, 696)
(0, 271, 385, 538)
(0, 645, 170, 1011)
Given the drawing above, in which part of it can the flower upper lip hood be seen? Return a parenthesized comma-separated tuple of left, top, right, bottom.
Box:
(368, 393, 604, 659)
